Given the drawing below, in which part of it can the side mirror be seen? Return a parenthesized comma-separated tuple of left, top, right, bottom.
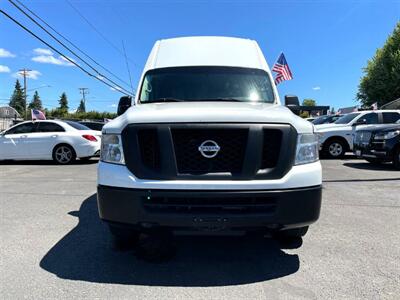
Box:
(284, 95, 300, 106)
(117, 96, 132, 116)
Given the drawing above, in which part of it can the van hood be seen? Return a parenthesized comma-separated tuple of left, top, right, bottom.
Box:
(103, 101, 314, 134)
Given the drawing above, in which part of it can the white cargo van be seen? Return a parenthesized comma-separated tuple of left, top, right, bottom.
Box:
(97, 36, 322, 243)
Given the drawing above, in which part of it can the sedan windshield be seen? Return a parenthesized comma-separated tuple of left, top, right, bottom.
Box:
(334, 113, 360, 124)
(139, 66, 275, 103)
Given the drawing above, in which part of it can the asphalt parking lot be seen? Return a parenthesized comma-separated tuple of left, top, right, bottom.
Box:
(0, 158, 399, 299)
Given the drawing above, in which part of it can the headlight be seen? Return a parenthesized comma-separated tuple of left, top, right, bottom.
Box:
(373, 130, 400, 140)
(100, 134, 125, 164)
(295, 133, 319, 165)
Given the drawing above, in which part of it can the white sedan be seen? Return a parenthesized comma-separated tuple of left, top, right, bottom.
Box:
(0, 120, 101, 164)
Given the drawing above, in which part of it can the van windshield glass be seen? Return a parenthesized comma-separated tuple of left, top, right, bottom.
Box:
(139, 66, 275, 103)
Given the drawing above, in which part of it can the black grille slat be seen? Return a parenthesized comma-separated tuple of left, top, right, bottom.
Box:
(143, 196, 277, 214)
(261, 129, 282, 169)
(172, 129, 248, 175)
(138, 129, 160, 170)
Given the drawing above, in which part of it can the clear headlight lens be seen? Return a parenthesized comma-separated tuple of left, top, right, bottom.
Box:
(100, 134, 125, 164)
(295, 133, 319, 165)
(373, 130, 400, 140)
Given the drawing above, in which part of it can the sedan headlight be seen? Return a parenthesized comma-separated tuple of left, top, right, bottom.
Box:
(373, 130, 400, 140)
(295, 133, 319, 165)
(100, 134, 125, 164)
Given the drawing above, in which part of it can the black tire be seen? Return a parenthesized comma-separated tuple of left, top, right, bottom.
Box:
(323, 139, 346, 158)
(52, 144, 76, 164)
(393, 147, 400, 170)
(365, 158, 384, 165)
(275, 226, 309, 239)
(108, 225, 139, 250)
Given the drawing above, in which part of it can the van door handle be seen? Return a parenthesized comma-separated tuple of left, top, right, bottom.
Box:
(51, 135, 58, 138)
(20, 135, 28, 138)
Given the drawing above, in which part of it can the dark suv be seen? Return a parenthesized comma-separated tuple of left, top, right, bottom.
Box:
(354, 120, 400, 169)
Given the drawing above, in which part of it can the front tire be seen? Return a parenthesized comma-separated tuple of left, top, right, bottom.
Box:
(323, 139, 346, 158)
(276, 226, 309, 239)
(108, 225, 139, 249)
(52, 145, 76, 164)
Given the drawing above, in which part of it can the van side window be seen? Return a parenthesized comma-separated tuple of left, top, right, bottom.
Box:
(361, 113, 379, 124)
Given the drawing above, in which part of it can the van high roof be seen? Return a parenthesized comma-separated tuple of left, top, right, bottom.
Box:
(143, 36, 270, 72)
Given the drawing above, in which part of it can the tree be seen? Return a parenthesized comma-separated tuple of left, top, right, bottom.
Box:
(59, 92, 69, 110)
(357, 22, 400, 107)
(302, 98, 316, 106)
(28, 91, 43, 110)
(9, 79, 25, 117)
(77, 99, 86, 113)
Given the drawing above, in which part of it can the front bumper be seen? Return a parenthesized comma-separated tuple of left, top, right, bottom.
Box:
(353, 140, 396, 161)
(97, 185, 322, 232)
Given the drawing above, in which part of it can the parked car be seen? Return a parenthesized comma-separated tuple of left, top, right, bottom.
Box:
(97, 36, 322, 245)
(0, 120, 101, 164)
(79, 121, 105, 131)
(312, 114, 343, 125)
(315, 110, 400, 158)
(353, 119, 400, 169)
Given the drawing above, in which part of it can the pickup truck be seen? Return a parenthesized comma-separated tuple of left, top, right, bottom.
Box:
(97, 36, 322, 244)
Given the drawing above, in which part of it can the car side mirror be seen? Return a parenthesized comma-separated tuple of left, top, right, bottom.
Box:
(117, 96, 132, 116)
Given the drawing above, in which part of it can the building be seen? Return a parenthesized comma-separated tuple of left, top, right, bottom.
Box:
(381, 98, 400, 110)
(0, 106, 22, 131)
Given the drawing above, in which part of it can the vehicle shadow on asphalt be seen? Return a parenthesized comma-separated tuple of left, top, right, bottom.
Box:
(343, 162, 398, 172)
(40, 194, 300, 287)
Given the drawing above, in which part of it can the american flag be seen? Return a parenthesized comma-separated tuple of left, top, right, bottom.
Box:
(272, 53, 293, 85)
(31, 109, 46, 120)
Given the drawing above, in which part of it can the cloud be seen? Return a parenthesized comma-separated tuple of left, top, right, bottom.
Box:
(13, 70, 42, 80)
(0, 48, 16, 58)
(312, 86, 321, 91)
(31, 50, 75, 67)
(108, 104, 117, 108)
(0, 65, 11, 73)
(33, 48, 53, 55)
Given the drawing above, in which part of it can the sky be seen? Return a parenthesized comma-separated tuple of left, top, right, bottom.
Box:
(0, 0, 399, 112)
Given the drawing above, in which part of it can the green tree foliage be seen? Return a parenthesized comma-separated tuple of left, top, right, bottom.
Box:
(77, 100, 86, 113)
(46, 109, 116, 121)
(52, 92, 69, 117)
(302, 98, 316, 106)
(28, 91, 43, 110)
(357, 22, 400, 107)
(9, 79, 25, 116)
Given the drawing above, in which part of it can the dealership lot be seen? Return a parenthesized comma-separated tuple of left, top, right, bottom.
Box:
(0, 159, 399, 299)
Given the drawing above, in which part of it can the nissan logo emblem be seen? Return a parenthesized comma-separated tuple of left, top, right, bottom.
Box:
(198, 140, 220, 158)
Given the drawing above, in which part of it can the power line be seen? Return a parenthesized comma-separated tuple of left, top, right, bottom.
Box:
(7, 0, 134, 95)
(12, 0, 133, 89)
(65, 0, 139, 68)
(0, 9, 134, 97)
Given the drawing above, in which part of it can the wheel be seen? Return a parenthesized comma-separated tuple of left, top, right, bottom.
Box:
(276, 226, 309, 239)
(393, 147, 400, 170)
(323, 139, 346, 158)
(365, 158, 384, 165)
(108, 225, 139, 250)
(52, 145, 76, 164)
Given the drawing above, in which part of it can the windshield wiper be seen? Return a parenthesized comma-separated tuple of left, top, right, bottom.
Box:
(201, 98, 243, 102)
(141, 98, 186, 103)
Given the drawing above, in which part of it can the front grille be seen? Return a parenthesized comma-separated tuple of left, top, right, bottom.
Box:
(121, 123, 296, 180)
(355, 131, 372, 144)
(143, 196, 277, 214)
(138, 129, 160, 170)
(261, 129, 282, 169)
(172, 129, 248, 175)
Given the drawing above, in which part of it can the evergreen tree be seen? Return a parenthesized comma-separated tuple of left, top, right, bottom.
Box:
(357, 22, 400, 106)
(59, 92, 69, 110)
(77, 99, 86, 113)
(28, 91, 43, 110)
(9, 79, 25, 117)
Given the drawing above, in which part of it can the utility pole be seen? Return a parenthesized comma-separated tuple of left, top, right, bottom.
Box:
(79, 87, 89, 110)
(19, 68, 31, 120)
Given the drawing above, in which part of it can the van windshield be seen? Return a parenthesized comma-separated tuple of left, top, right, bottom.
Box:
(139, 66, 275, 103)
